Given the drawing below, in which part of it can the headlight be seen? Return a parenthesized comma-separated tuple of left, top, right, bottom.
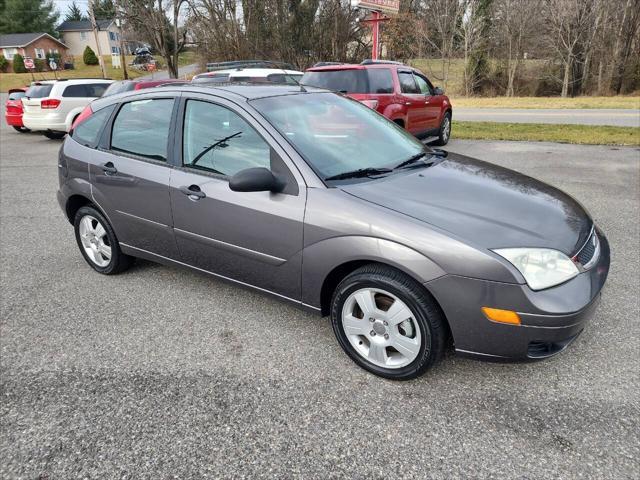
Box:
(493, 248, 579, 290)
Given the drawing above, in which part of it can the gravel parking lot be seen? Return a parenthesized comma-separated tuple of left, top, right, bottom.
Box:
(1, 111, 639, 478)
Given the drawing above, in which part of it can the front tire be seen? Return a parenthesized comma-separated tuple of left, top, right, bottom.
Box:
(44, 131, 66, 140)
(74, 206, 134, 274)
(330, 264, 447, 380)
(432, 111, 451, 146)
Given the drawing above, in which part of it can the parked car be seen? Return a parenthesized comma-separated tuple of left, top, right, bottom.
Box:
(57, 84, 609, 380)
(192, 68, 304, 85)
(303, 60, 452, 145)
(102, 78, 187, 97)
(22, 79, 113, 139)
(5, 87, 29, 133)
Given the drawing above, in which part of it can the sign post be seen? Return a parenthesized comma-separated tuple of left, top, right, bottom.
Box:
(48, 57, 58, 79)
(352, 0, 399, 60)
(23, 56, 36, 82)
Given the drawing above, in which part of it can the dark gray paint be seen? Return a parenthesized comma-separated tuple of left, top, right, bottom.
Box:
(58, 85, 610, 360)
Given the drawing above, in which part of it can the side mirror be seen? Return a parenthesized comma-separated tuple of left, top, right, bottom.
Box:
(433, 87, 444, 95)
(229, 167, 286, 193)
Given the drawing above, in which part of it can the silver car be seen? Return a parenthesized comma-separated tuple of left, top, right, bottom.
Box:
(57, 84, 609, 379)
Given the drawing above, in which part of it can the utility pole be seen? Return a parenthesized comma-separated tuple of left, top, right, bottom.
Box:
(114, 4, 128, 80)
(88, 0, 108, 78)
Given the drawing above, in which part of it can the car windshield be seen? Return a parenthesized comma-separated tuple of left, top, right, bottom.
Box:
(25, 84, 53, 98)
(251, 92, 427, 181)
(301, 69, 394, 94)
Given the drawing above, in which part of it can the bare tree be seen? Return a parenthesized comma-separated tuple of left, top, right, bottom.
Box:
(610, 0, 640, 94)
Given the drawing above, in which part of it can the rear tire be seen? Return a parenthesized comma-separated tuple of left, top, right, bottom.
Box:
(330, 264, 447, 380)
(44, 131, 66, 140)
(74, 206, 134, 275)
(13, 126, 30, 133)
(432, 112, 451, 146)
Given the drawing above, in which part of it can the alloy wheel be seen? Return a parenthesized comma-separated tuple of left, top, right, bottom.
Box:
(78, 215, 112, 267)
(341, 288, 422, 369)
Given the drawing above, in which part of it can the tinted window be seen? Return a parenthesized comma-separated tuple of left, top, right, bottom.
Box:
(191, 74, 230, 84)
(252, 93, 424, 181)
(86, 83, 108, 97)
(63, 84, 88, 97)
(266, 73, 303, 85)
(367, 69, 394, 93)
(414, 74, 431, 94)
(111, 99, 174, 161)
(8, 91, 26, 100)
(25, 84, 53, 98)
(398, 72, 420, 94)
(183, 100, 270, 176)
(102, 81, 136, 97)
(302, 70, 368, 93)
(72, 104, 116, 147)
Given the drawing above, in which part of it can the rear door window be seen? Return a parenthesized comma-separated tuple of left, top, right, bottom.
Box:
(111, 98, 174, 161)
(86, 83, 109, 97)
(71, 104, 116, 147)
(398, 72, 420, 94)
(367, 69, 394, 93)
(25, 84, 53, 98)
(63, 84, 88, 97)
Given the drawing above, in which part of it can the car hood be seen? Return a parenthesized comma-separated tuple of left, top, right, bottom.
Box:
(340, 153, 592, 255)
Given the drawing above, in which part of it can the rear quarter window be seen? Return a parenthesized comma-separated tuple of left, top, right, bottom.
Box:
(25, 84, 53, 98)
(71, 104, 116, 147)
(63, 84, 88, 97)
(367, 69, 394, 93)
(301, 70, 368, 93)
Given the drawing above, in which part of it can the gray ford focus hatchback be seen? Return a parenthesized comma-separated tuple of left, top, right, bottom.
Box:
(57, 84, 609, 379)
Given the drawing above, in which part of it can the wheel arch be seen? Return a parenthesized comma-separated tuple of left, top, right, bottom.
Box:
(64, 194, 105, 225)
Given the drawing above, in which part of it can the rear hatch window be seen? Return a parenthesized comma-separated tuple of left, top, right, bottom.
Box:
(302, 69, 393, 94)
(8, 90, 26, 101)
(25, 84, 53, 98)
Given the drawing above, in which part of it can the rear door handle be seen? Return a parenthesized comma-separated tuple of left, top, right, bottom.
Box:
(101, 162, 117, 174)
(179, 184, 206, 199)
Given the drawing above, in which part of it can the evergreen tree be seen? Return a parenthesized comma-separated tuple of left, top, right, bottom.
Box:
(83, 45, 99, 65)
(65, 1, 87, 22)
(0, 0, 59, 36)
(12, 53, 26, 73)
(92, 0, 116, 20)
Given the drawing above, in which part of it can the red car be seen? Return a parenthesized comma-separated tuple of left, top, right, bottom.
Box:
(101, 78, 187, 97)
(5, 87, 29, 133)
(302, 60, 452, 145)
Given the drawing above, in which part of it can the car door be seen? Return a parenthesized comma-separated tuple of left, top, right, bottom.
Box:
(413, 73, 440, 131)
(397, 70, 429, 135)
(88, 93, 180, 259)
(169, 95, 306, 300)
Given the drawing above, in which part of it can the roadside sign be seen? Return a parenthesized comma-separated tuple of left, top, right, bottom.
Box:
(24, 57, 35, 69)
(49, 60, 57, 70)
(351, 0, 400, 14)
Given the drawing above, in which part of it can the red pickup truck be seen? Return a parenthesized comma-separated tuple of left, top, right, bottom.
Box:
(302, 60, 452, 145)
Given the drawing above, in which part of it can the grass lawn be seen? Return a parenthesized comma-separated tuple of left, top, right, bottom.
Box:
(0, 51, 197, 92)
(451, 96, 640, 109)
(452, 121, 640, 146)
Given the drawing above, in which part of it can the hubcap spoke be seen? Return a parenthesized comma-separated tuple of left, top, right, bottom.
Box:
(78, 215, 111, 267)
(354, 290, 377, 317)
(368, 342, 388, 365)
(389, 331, 420, 358)
(93, 223, 106, 239)
(98, 243, 112, 259)
(343, 313, 367, 335)
(385, 300, 412, 326)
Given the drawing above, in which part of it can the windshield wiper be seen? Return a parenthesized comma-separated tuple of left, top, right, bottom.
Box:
(325, 167, 392, 181)
(192, 131, 242, 166)
(394, 152, 430, 170)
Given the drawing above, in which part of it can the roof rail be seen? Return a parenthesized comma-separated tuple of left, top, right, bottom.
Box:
(312, 61, 346, 67)
(205, 60, 295, 72)
(360, 59, 404, 65)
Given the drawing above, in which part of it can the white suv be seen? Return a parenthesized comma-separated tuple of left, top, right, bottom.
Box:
(22, 79, 113, 139)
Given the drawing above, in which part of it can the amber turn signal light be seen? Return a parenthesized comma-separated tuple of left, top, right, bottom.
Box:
(481, 307, 521, 325)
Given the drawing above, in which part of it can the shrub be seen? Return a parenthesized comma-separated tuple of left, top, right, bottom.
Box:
(34, 59, 46, 72)
(83, 46, 99, 65)
(12, 53, 26, 73)
(0, 55, 8, 72)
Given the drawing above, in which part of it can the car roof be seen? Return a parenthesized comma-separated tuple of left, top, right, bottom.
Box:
(306, 63, 414, 72)
(196, 68, 303, 78)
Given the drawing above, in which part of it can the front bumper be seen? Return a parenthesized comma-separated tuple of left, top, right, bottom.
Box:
(426, 230, 610, 360)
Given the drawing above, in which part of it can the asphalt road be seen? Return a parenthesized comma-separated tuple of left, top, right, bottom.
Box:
(454, 107, 640, 127)
(1, 113, 639, 478)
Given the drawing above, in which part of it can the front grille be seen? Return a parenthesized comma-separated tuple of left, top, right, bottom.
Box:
(574, 229, 599, 270)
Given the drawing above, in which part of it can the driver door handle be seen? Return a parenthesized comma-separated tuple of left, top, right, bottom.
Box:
(179, 184, 206, 199)
(101, 162, 117, 174)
